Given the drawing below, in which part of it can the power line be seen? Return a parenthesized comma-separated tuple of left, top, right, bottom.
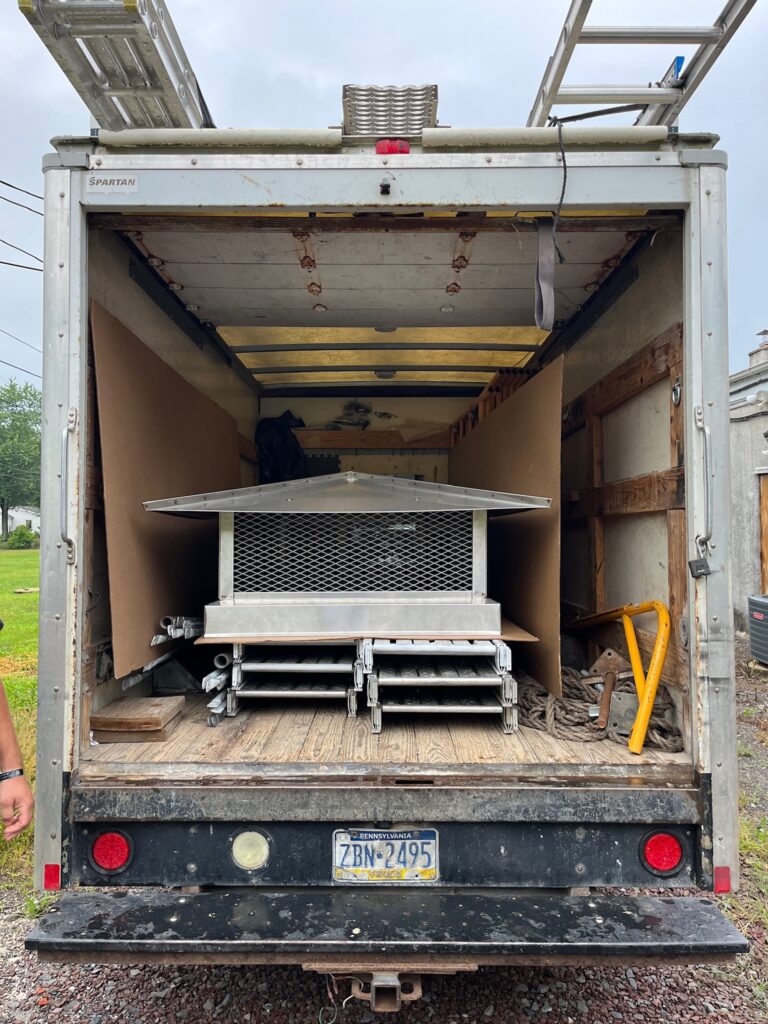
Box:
(0, 179, 43, 202)
(0, 238, 42, 263)
(0, 328, 42, 354)
(0, 259, 43, 272)
(0, 194, 43, 217)
(0, 357, 42, 379)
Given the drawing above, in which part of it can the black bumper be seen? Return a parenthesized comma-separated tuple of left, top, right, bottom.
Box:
(26, 889, 747, 961)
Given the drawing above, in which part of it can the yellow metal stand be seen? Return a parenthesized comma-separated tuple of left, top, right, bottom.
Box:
(570, 601, 671, 754)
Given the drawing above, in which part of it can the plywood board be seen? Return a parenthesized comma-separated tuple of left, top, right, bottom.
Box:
(194, 619, 539, 646)
(92, 712, 182, 744)
(91, 696, 186, 731)
(90, 302, 241, 677)
(449, 358, 563, 694)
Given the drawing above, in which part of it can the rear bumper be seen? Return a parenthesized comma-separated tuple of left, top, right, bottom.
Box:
(26, 889, 747, 963)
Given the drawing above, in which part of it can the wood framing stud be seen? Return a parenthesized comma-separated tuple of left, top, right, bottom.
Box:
(667, 508, 688, 643)
(562, 323, 683, 437)
(563, 467, 685, 520)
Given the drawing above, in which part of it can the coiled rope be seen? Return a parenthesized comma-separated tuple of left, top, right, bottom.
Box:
(518, 667, 683, 752)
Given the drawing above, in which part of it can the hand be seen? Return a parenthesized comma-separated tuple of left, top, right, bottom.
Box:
(1, 775, 34, 840)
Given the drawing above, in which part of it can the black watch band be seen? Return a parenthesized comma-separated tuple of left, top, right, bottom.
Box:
(0, 768, 24, 782)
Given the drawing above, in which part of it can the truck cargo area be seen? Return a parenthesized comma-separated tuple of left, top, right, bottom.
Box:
(75, 200, 694, 788)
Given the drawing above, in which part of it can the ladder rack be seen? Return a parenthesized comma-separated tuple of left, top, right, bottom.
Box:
(527, 0, 757, 128)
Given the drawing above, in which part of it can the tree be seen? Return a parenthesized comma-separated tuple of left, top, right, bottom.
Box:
(0, 381, 42, 541)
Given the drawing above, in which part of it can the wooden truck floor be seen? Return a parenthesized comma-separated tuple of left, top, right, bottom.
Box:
(78, 697, 691, 781)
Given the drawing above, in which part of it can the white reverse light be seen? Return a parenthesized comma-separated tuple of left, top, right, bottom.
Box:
(231, 830, 270, 870)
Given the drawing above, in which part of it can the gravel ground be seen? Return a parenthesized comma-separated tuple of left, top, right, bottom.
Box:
(2, 647, 766, 1024)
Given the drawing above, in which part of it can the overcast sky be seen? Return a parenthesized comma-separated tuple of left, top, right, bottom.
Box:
(1, 0, 767, 387)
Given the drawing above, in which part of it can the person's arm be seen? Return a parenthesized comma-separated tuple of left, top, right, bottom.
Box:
(0, 682, 34, 840)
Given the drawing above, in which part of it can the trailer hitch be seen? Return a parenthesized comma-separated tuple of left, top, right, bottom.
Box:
(349, 973, 422, 1013)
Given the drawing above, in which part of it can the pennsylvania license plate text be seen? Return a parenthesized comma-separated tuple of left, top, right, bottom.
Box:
(332, 828, 439, 882)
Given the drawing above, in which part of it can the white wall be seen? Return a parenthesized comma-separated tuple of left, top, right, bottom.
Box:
(730, 408, 768, 626)
(8, 507, 41, 533)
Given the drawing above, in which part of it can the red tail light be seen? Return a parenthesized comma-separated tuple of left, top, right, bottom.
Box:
(91, 831, 132, 873)
(641, 832, 683, 875)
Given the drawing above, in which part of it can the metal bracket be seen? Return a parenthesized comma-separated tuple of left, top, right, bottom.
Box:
(353, 658, 365, 691)
(678, 150, 729, 169)
(346, 689, 358, 718)
(359, 638, 374, 674)
(493, 639, 512, 673)
(60, 407, 77, 565)
(231, 644, 244, 690)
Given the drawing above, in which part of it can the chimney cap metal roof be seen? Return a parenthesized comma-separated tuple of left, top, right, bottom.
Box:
(143, 472, 551, 517)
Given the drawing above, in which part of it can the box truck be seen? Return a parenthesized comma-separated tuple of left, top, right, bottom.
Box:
(22, 115, 748, 1006)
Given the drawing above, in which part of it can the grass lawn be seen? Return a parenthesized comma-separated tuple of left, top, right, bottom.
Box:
(0, 548, 39, 888)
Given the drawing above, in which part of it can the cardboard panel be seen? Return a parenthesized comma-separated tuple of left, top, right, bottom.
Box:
(90, 302, 241, 677)
(448, 358, 563, 694)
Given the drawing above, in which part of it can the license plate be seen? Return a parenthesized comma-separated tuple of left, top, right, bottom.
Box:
(333, 828, 439, 882)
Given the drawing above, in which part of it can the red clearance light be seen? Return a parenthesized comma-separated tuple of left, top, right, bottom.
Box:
(641, 832, 684, 875)
(375, 139, 410, 154)
(91, 831, 132, 873)
(43, 863, 61, 890)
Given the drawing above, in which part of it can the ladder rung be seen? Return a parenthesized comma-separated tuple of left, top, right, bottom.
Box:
(580, 27, 723, 45)
(555, 86, 682, 105)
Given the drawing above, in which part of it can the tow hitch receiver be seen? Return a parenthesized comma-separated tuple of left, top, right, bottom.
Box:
(350, 973, 422, 1012)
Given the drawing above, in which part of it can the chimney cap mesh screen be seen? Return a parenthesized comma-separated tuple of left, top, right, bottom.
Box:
(232, 510, 474, 594)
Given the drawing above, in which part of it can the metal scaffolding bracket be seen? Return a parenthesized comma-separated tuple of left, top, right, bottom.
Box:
(527, 0, 758, 128)
(19, 0, 214, 130)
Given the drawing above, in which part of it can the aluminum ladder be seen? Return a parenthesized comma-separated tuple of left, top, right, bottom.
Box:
(19, 0, 214, 129)
(527, 0, 758, 128)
